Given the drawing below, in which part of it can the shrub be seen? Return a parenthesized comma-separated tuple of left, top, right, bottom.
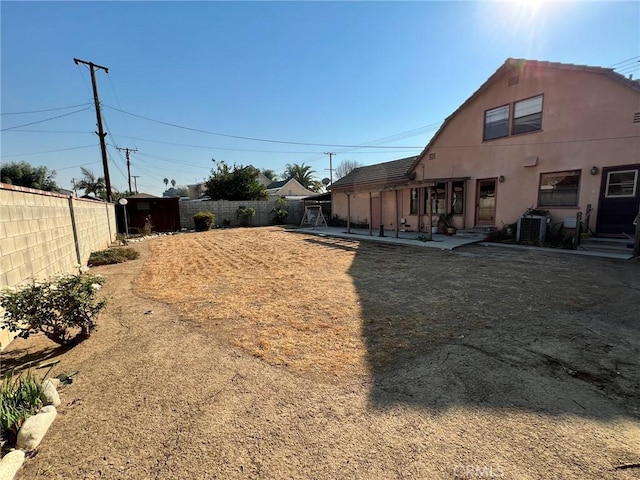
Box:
(271, 198, 288, 224)
(0, 370, 46, 445)
(194, 211, 215, 231)
(237, 206, 256, 227)
(0, 273, 107, 345)
(88, 247, 139, 266)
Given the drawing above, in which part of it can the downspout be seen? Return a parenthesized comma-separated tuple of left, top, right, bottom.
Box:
(379, 193, 384, 237)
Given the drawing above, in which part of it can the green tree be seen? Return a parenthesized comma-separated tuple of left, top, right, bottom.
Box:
(76, 167, 106, 199)
(283, 163, 317, 190)
(261, 169, 278, 181)
(205, 160, 268, 201)
(0, 161, 59, 191)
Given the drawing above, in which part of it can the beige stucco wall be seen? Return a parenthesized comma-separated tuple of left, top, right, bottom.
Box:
(414, 67, 640, 229)
(0, 184, 116, 349)
(333, 67, 640, 231)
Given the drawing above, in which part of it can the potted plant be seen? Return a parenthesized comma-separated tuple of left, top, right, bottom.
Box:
(438, 212, 457, 236)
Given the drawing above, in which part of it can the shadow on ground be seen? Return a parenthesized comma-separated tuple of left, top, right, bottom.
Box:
(328, 237, 640, 420)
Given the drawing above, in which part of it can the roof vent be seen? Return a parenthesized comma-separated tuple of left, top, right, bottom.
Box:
(429, 153, 436, 160)
(634, 112, 640, 123)
(508, 75, 520, 86)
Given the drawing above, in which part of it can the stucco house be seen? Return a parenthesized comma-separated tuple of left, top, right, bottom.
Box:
(331, 58, 640, 238)
(266, 178, 316, 199)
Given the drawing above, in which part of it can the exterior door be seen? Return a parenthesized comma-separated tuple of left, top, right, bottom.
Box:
(596, 164, 640, 235)
(476, 179, 497, 225)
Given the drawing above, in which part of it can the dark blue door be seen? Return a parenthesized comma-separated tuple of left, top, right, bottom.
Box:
(596, 165, 640, 235)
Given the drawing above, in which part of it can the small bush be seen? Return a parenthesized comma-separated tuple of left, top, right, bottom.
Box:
(194, 211, 215, 231)
(271, 198, 288, 224)
(88, 247, 139, 266)
(0, 370, 46, 445)
(0, 273, 107, 345)
(237, 206, 256, 227)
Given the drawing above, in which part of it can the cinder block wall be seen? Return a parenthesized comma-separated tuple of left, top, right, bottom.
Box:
(0, 184, 116, 349)
(179, 199, 305, 229)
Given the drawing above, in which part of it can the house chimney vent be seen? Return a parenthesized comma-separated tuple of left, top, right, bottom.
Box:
(634, 112, 640, 123)
(508, 75, 520, 86)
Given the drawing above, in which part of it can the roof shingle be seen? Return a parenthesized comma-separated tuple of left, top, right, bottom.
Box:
(330, 156, 418, 190)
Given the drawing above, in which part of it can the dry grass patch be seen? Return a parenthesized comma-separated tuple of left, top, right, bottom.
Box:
(135, 228, 369, 380)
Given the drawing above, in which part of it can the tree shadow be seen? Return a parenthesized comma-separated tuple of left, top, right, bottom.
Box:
(0, 339, 78, 377)
(341, 239, 640, 420)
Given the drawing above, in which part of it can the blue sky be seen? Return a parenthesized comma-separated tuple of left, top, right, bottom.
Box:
(2, 1, 639, 196)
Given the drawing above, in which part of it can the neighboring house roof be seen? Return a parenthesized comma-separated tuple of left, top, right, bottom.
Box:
(411, 57, 640, 169)
(127, 193, 159, 199)
(267, 179, 288, 189)
(266, 178, 316, 196)
(257, 172, 273, 187)
(330, 156, 418, 190)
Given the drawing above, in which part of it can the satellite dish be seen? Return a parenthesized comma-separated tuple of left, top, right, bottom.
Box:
(321, 178, 331, 185)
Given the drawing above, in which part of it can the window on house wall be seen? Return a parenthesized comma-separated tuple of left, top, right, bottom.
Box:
(484, 105, 509, 140)
(410, 188, 419, 214)
(428, 183, 447, 214)
(539, 170, 581, 207)
(513, 95, 543, 135)
(605, 170, 638, 198)
(451, 181, 465, 214)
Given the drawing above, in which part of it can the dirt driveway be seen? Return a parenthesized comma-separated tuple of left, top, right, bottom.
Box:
(3, 227, 640, 479)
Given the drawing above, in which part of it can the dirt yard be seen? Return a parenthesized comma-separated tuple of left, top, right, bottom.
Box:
(2, 227, 639, 479)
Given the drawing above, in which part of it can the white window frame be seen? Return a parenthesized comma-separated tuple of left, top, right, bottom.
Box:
(605, 169, 638, 198)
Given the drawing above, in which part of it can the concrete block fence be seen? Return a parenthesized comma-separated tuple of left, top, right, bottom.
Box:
(179, 199, 305, 229)
(0, 183, 116, 349)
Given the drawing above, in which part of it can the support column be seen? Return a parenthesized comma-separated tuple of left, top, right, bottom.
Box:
(369, 192, 373, 236)
(395, 189, 399, 238)
(347, 194, 351, 234)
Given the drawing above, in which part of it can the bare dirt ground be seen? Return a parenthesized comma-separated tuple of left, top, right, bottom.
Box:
(2, 227, 640, 479)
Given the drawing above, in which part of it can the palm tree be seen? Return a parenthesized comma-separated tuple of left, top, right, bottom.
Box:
(284, 163, 316, 190)
(261, 169, 278, 181)
(76, 167, 106, 199)
(171, 179, 176, 188)
(163, 178, 169, 190)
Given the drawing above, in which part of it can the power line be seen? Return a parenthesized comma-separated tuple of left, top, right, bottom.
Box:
(1, 103, 93, 116)
(0, 107, 92, 131)
(2, 144, 97, 158)
(103, 104, 422, 149)
(4, 129, 94, 134)
(609, 55, 640, 68)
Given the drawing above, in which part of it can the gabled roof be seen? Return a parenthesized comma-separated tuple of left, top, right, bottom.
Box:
(411, 57, 640, 170)
(127, 193, 159, 199)
(330, 156, 418, 190)
(267, 179, 288, 189)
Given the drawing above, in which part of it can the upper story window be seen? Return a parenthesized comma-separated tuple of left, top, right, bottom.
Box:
(483, 94, 543, 141)
(484, 105, 509, 140)
(513, 95, 543, 135)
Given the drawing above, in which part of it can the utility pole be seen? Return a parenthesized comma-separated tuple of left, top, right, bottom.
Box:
(73, 58, 112, 202)
(71, 178, 78, 196)
(132, 175, 140, 194)
(116, 147, 138, 192)
(324, 152, 336, 185)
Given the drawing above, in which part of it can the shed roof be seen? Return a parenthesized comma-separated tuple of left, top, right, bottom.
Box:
(330, 156, 418, 190)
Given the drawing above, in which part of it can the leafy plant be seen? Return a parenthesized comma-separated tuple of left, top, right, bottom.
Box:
(205, 160, 268, 201)
(271, 198, 288, 224)
(141, 216, 153, 236)
(88, 247, 139, 266)
(237, 206, 256, 227)
(0, 370, 46, 445)
(0, 273, 107, 345)
(194, 211, 215, 231)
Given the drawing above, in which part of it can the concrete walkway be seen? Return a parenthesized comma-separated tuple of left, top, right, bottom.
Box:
(294, 226, 485, 250)
(293, 226, 636, 259)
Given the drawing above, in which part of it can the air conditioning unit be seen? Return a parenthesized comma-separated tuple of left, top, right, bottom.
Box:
(517, 215, 549, 242)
